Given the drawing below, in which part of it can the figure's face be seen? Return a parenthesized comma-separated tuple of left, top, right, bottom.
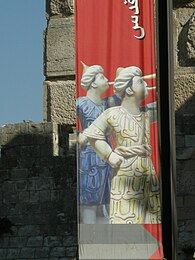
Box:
(93, 73, 109, 95)
(132, 76, 148, 103)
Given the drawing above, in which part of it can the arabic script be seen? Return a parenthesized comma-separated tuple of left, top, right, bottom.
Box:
(124, 0, 145, 40)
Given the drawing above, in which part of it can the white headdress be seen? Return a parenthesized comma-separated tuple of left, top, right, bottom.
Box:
(114, 66, 146, 97)
(80, 62, 104, 90)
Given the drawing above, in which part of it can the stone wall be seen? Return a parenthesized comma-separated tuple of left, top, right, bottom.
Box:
(43, 0, 76, 125)
(173, 0, 195, 259)
(0, 123, 77, 260)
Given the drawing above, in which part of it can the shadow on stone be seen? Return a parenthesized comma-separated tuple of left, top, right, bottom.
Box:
(0, 122, 77, 259)
(175, 93, 195, 260)
(0, 218, 13, 237)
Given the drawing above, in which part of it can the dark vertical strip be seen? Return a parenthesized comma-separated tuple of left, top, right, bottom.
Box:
(156, 0, 177, 259)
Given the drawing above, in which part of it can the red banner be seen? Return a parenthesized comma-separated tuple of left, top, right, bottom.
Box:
(75, 1, 164, 259)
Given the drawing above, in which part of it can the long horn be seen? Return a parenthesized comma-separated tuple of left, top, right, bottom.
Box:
(81, 61, 89, 75)
(109, 73, 156, 84)
(109, 83, 157, 88)
(147, 86, 156, 90)
(142, 74, 156, 79)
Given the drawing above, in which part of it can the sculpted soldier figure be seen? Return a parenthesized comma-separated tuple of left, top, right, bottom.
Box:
(77, 63, 113, 224)
(84, 66, 161, 224)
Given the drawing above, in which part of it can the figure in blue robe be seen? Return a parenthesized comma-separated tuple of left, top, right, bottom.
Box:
(77, 96, 114, 205)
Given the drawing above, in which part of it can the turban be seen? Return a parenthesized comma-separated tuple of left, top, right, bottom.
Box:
(81, 65, 104, 90)
(114, 66, 143, 97)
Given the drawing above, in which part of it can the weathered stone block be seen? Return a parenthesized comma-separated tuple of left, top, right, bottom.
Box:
(183, 159, 195, 171)
(0, 123, 69, 160)
(176, 196, 184, 207)
(27, 236, 43, 247)
(40, 144, 54, 157)
(20, 145, 41, 158)
(27, 180, 36, 191)
(185, 220, 195, 231)
(29, 191, 40, 203)
(175, 8, 195, 66)
(44, 17, 75, 77)
(9, 237, 27, 248)
(65, 246, 77, 257)
(177, 227, 195, 257)
(177, 170, 195, 195)
(11, 169, 28, 180)
(173, 0, 195, 8)
(36, 177, 53, 191)
(63, 235, 77, 247)
(184, 196, 195, 207)
(20, 248, 35, 259)
(0, 170, 9, 182)
(1, 124, 21, 135)
(46, 0, 74, 17)
(3, 192, 18, 204)
(176, 135, 185, 148)
(176, 147, 195, 160)
(15, 180, 27, 191)
(176, 114, 195, 135)
(174, 74, 195, 111)
(17, 225, 40, 236)
(28, 123, 44, 134)
(186, 13, 195, 60)
(7, 248, 20, 259)
(43, 80, 76, 125)
(173, 7, 195, 69)
(2, 181, 14, 192)
(0, 132, 8, 146)
(51, 190, 59, 201)
(50, 247, 66, 257)
(177, 207, 195, 220)
(44, 236, 63, 247)
(18, 191, 29, 203)
(40, 190, 51, 202)
(185, 135, 195, 147)
(35, 247, 50, 258)
(0, 237, 9, 248)
(0, 249, 7, 259)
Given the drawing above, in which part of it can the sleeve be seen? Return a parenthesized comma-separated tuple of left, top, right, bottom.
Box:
(83, 110, 110, 140)
(76, 98, 82, 118)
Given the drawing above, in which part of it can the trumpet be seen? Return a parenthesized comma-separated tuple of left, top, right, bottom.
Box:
(142, 73, 156, 79)
(108, 74, 157, 90)
(147, 86, 156, 90)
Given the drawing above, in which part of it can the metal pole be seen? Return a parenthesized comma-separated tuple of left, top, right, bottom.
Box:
(156, 0, 177, 259)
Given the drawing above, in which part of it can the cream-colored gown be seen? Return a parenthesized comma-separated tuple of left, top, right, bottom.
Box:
(85, 106, 161, 224)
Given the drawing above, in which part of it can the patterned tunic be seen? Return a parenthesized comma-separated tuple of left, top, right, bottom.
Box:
(84, 106, 161, 224)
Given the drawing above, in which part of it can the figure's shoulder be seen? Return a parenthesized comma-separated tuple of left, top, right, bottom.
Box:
(105, 106, 121, 112)
(76, 96, 88, 103)
(76, 96, 90, 108)
(103, 106, 121, 117)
